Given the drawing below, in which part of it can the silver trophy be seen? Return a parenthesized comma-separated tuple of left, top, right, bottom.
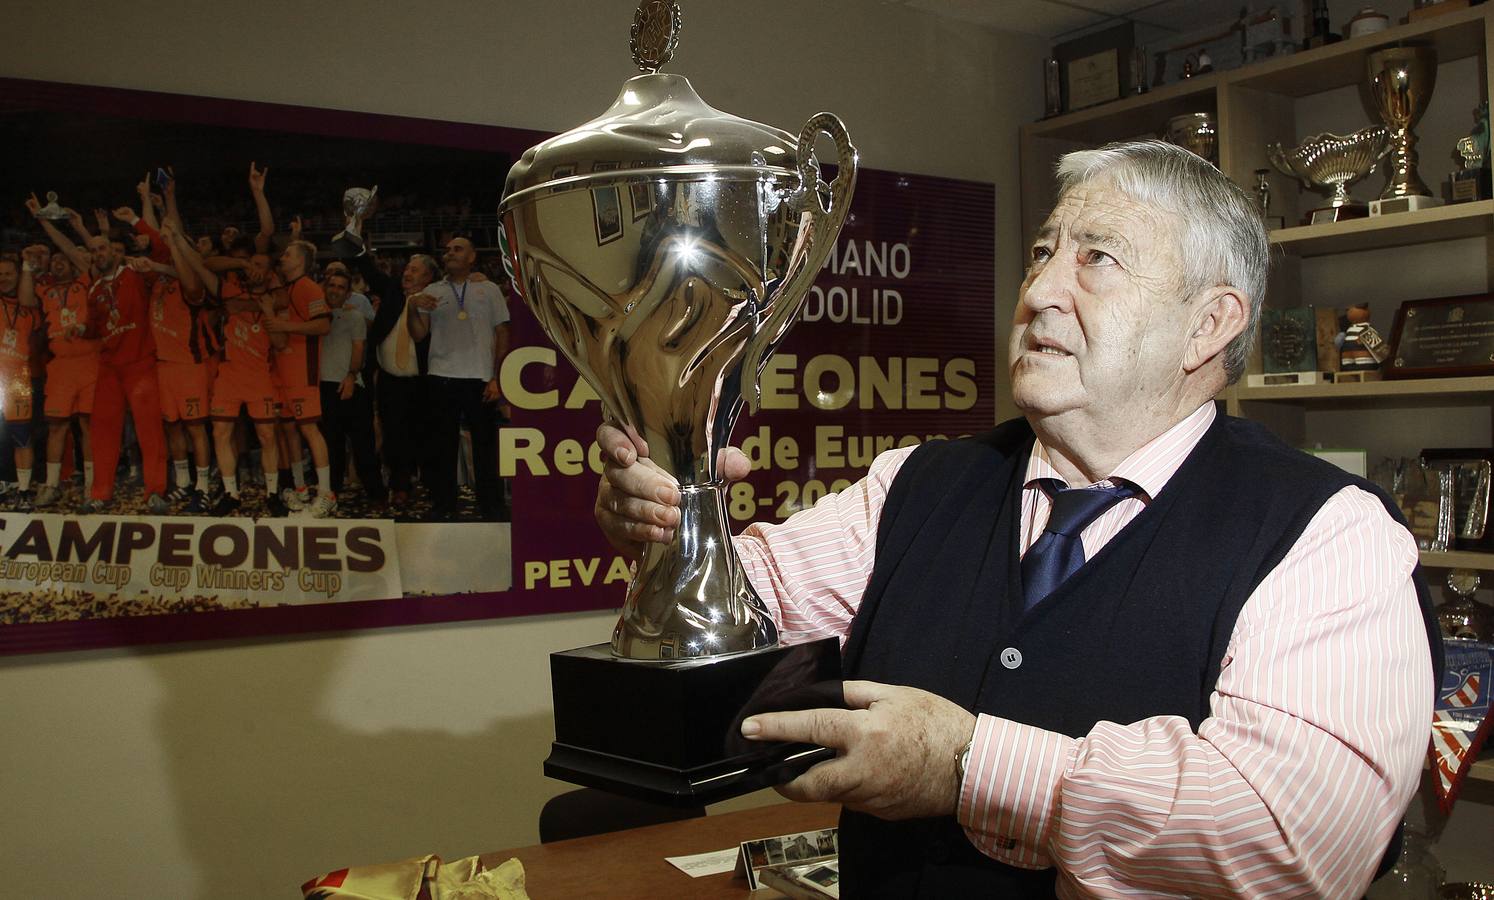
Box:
(503, 0, 857, 805)
(1163, 113, 1218, 165)
(332, 185, 378, 244)
(1367, 45, 1442, 213)
(500, 2, 856, 662)
(34, 191, 71, 221)
(1268, 127, 1393, 224)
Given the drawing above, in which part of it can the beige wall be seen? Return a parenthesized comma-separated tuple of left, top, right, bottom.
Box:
(0, 2, 1044, 897)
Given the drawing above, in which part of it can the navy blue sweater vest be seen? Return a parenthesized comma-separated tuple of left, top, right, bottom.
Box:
(836, 413, 1440, 898)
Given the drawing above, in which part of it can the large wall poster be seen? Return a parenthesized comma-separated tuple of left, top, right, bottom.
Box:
(0, 78, 994, 654)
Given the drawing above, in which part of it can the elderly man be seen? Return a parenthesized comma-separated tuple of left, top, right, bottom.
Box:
(408, 236, 509, 521)
(594, 141, 1439, 897)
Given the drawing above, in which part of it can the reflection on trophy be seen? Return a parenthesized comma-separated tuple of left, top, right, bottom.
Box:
(499, 0, 856, 803)
(1163, 112, 1218, 165)
(330, 185, 378, 258)
(34, 191, 71, 220)
(1267, 127, 1392, 224)
(1366, 45, 1444, 215)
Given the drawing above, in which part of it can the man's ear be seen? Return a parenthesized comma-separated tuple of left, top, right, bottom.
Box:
(1183, 287, 1249, 374)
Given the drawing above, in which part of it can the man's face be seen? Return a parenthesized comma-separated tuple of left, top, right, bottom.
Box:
(131, 233, 151, 252)
(196, 235, 216, 256)
(222, 226, 240, 249)
(1009, 184, 1195, 423)
(87, 236, 114, 271)
(50, 254, 74, 281)
(324, 274, 350, 307)
(277, 246, 303, 279)
(0, 261, 17, 295)
(443, 238, 476, 272)
(402, 258, 433, 293)
(247, 253, 274, 287)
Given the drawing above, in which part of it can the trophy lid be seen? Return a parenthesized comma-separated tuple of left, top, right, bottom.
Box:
(500, 0, 799, 212)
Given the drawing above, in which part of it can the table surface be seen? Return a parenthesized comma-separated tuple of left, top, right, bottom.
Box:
(479, 801, 840, 898)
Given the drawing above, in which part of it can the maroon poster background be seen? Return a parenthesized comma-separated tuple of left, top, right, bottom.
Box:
(506, 169, 996, 611)
(0, 78, 994, 653)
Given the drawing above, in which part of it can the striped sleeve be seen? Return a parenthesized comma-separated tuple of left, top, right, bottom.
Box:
(735, 446, 916, 646)
(957, 485, 1433, 898)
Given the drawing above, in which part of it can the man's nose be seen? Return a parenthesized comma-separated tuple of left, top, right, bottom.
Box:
(1021, 257, 1075, 314)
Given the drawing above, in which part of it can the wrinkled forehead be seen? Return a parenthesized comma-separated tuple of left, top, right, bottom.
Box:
(1042, 182, 1180, 254)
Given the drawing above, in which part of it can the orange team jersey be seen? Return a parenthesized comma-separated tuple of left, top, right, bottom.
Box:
(221, 305, 275, 376)
(0, 298, 40, 373)
(150, 276, 205, 364)
(273, 276, 328, 389)
(43, 274, 99, 357)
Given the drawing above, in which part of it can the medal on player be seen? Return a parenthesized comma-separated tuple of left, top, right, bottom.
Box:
(458, 310, 468, 320)
(455, 279, 469, 320)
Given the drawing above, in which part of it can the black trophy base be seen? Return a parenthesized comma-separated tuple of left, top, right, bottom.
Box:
(546, 637, 844, 807)
(1307, 203, 1368, 225)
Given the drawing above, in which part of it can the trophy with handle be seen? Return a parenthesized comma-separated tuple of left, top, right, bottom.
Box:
(499, 0, 858, 803)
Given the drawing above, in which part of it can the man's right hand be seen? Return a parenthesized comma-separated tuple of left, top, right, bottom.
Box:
(594, 423, 751, 560)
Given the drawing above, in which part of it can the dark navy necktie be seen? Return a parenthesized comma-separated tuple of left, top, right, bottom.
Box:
(1021, 479, 1139, 611)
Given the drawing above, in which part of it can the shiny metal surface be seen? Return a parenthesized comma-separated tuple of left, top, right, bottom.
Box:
(1368, 46, 1437, 200)
(1268, 127, 1393, 209)
(35, 191, 70, 220)
(499, 3, 857, 661)
(1163, 113, 1218, 165)
(333, 186, 378, 244)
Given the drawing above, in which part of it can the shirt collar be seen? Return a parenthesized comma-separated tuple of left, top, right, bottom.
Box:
(1025, 402, 1216, 499)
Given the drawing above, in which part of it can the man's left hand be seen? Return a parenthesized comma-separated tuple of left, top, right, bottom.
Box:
(263, 316, 289, 333)
(339, 374, 356, 400)
(483, 378, 501, 403)
(742, 680, 977, 821)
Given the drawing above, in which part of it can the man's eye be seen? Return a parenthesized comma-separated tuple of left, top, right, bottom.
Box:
(1083, 249, 1116, 266)
(1030, 246, 1052, 263)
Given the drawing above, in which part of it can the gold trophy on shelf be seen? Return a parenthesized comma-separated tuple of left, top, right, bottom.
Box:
(1366, 45, 1444, 216)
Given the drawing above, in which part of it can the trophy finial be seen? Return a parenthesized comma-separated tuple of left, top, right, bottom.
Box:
(630, 0, 681, 73)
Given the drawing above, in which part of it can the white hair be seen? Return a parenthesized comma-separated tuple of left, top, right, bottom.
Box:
(1054, 140, 1269, 384)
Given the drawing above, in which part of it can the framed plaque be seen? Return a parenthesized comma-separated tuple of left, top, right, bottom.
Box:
(1386, 294, 1494, 379)
(1421, 448, 1494, 551)
(1053, 23, 1134, 113)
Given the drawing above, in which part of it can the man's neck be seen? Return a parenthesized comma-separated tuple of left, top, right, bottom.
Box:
(446, 270, 471, 284)
(1029, 397, 1206, 485)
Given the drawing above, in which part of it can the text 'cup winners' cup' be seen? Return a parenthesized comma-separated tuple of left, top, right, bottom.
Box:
(498, 0, 858, 804)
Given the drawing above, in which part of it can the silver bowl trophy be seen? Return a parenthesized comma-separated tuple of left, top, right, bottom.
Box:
(1163, 113, 1218, 165)
(498, 0, 857, 804)
(329, 185, 378, 258)
(34, 191, 71, 221)
(1268, 127, 1393, 224)
(1366, 45, 1444, 216)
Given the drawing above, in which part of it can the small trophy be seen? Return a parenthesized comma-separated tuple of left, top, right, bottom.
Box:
(500, 0, 854, 805)
(1449, 103, 1490, 203)
(329, 185, 378, 258)
(1163, 112, 1218, 165)
(1438, 569, 1494, 642)
(1254, 168, 1286, 230)
(34, 191, 71, 221)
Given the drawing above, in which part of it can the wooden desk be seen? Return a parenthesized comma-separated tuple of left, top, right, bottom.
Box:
(479, 801, 840, 898)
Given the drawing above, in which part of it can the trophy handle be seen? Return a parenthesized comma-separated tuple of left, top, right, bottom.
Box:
(795, 111, 858, 222)
(739, 113, 859, 413)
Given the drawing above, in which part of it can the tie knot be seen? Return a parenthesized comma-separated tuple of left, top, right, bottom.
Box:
(1040, 479, 1136, 537)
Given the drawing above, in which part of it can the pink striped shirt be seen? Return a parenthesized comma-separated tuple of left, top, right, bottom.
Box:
(736, 403, 1432, 897)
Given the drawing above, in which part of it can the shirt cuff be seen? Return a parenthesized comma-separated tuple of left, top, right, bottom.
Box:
(956, 713, 1076, 868)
